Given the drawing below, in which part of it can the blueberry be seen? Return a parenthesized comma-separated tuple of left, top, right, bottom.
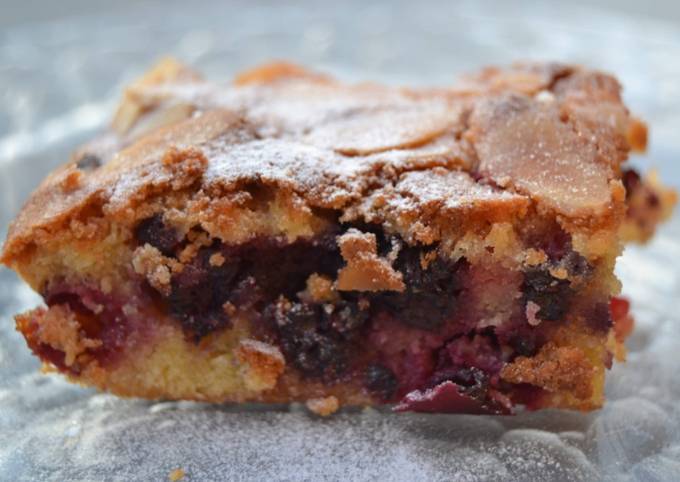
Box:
(134, 214, 180, 256)
(523, 267, 573, 321)
(273, 301, 348, 379)
(375, 247, 465, 330)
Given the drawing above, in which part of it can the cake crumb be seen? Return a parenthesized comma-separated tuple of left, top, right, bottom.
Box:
(209, 252, 226, 267)
(168, 468, 185, 481)
(59, 168, 84, 192)
(236, 339, 286, 392)
(626, 117, 648, 152)
(336, 229, 405, 292)
(525, 301, 542, 326)
(524, 248, 548, 266)
(222, 301, 237, 316)
(132, 245, 181, 296)
(304, 274, 338, 303)
(15, 305, 102, 367)
(419, 250, 438, 270)
(549, 266, 569, 280)
(161, 146, 209, 191)
(306, 396, 339, 417)
(501, 342, 594, 400)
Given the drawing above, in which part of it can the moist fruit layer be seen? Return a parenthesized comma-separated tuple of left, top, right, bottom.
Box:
(23, 211, 619, 413)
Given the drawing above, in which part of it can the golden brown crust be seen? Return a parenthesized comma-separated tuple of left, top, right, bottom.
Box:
(1, 60, 647, 266)
(500, 342, 595, 401)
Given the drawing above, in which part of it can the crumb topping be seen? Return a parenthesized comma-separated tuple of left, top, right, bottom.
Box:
(336, 229, 404, 292)
(500, 342, 595, 400)
(1, 60, 644, 263)
(302, 274, 338, 303)
(132, 244, 181, 296)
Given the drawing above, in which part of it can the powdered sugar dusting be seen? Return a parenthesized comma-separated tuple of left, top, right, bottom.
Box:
(2, 0, 680, 479)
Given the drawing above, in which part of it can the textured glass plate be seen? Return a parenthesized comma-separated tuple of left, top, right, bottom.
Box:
(1, 1, 680, 480)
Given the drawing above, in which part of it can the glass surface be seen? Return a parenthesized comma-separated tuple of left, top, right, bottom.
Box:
(1, 1, 679, 480)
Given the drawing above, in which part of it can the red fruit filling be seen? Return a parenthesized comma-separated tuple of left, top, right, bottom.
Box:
(26, 215, 620, 412)
(37, 282, 150, 373)
(128, 216, 612, 410)
(394, 380, 511, 415)
(610, 296, 634, 341)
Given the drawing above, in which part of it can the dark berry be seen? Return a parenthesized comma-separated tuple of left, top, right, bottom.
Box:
(75, 153, 102, 170)
(543, 228, 572, 261)
(158, 235, 346, 341)
(364, 363, 398, 400)
(273, 301, 348, 379)
(168, 263, 210, 313)
(523, 267, 573, 321)
(165, 247, 240, 340)
(375, 247, 465, 330)
(585, 302, 613, 333)
(134, 214, 180, 256)
(510, 334, 537, 357)
(562, 251, 592, 277)
(326, 299, 370, 334)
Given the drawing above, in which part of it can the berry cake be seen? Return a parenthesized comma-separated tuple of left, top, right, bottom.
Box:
(2, 59, 676, 415)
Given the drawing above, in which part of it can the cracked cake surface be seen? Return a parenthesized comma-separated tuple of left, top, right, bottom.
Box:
(2, 59, 676, 414)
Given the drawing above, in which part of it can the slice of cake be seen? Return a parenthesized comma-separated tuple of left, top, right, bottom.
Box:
(2, 59, 675, 414)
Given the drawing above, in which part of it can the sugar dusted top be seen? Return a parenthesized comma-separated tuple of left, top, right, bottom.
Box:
(2, 60, 643, 260)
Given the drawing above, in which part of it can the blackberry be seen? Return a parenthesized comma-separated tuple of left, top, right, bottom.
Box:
(326, 298, 370, 335)
(166, 247, 240, 340)
(509, 334, 538, 357)
(562, 251, 592, 277)
(273, 302, 348, 379)
(375, 247, 465, 330)
(523, 267, 573, 321)
(134, 214, 180, 256)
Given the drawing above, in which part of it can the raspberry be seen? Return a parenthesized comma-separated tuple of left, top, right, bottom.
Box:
(429, 366, 489, 400)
